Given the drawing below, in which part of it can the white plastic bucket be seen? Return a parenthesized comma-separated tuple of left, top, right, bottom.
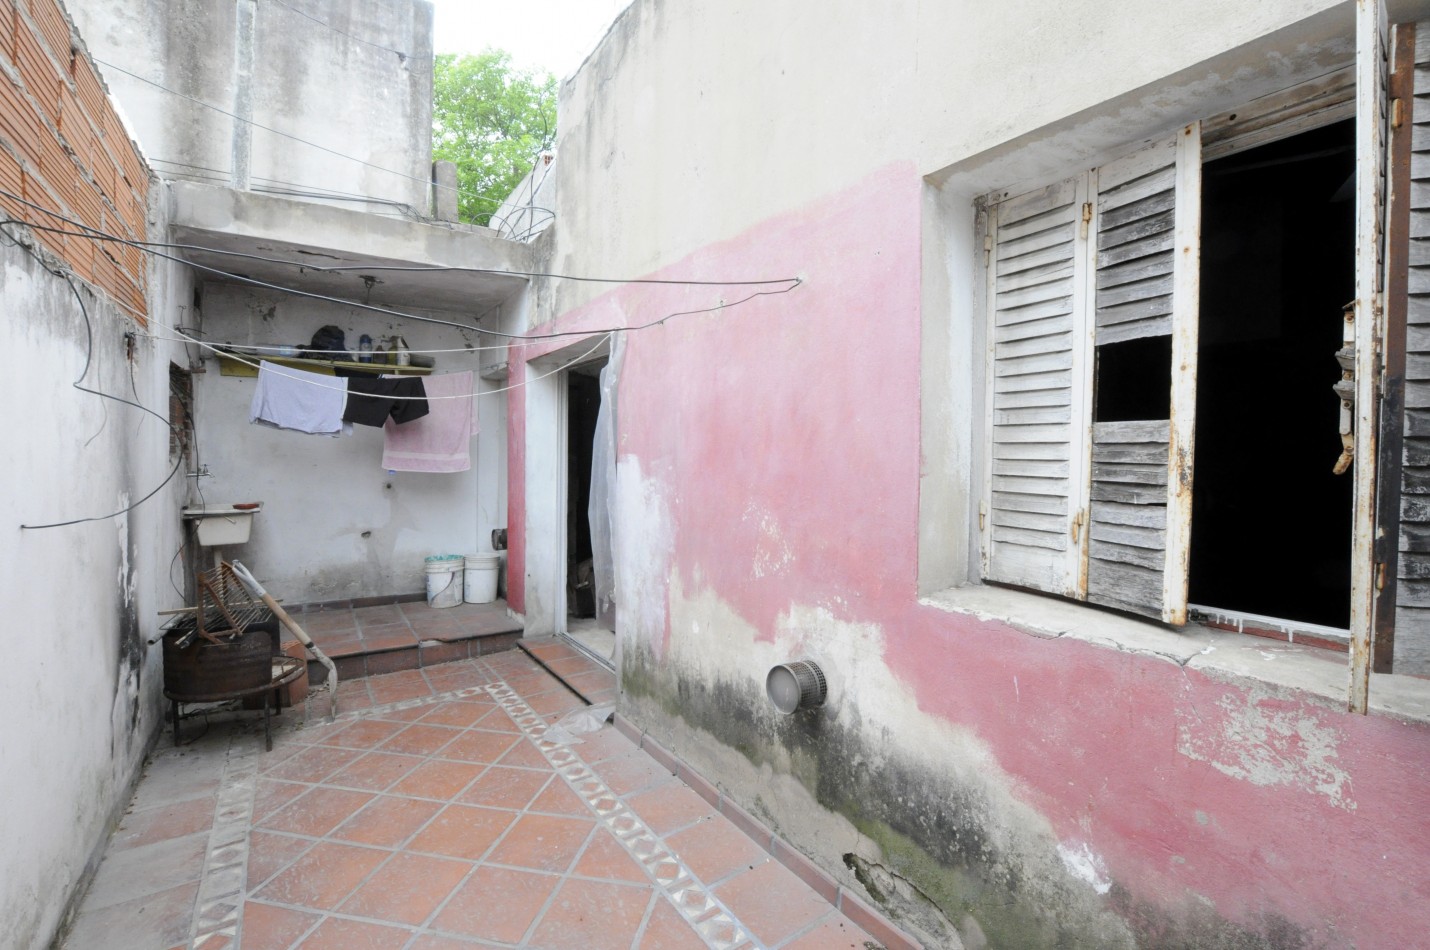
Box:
(424, 554, 464, 608)
(463, 553, 501, 604)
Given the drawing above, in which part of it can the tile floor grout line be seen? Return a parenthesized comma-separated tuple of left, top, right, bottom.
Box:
(487, 680, 765, 950)
(766, 908, 841, 950)
(303, 685, 516, 936)
(513, 820, 608, 947)
(628, 888, 665, 950)
(239, 674, 503, 947)
(394, 703, 567, 940)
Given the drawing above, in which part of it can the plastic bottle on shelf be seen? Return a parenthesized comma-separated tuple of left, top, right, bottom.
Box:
(393, 336, 411, 367)
(358, 334, 373, 362)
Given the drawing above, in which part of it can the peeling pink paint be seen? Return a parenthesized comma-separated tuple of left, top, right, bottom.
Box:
(890, 608, 1430, 948)
(505, 359, 527, 614)
(510, 161, 1430, 948)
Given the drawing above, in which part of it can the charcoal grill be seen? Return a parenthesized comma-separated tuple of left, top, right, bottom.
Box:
(159, 563, 300, 750)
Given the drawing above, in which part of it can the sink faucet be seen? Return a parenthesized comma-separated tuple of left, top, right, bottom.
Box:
(186, 464, 213, 479)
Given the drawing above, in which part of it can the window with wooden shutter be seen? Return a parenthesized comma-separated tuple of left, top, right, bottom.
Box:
(1086, 132, 1201, 622)
(981, 132, 1200, 620)
(981, 176, 1091, 598)
(975, 2, 1411, 714)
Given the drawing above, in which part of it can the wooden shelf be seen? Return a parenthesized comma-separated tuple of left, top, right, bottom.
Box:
(214, 350, 434, 378)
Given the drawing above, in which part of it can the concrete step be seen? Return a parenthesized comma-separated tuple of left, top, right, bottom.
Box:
(288, 597, 523, 682)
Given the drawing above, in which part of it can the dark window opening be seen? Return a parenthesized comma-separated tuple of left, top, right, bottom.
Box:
(1188, 118, 1355, 629)
(1095, 335, 1173, 422)
(566, 359, 605, 618)
(168, 362, 193, 461)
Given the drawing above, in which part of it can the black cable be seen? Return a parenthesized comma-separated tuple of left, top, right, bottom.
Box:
(268, 0, 410, 61)
(2, 223, 187, 530)
(0, 192, 804, 342)
(94, 58, 531, 211)
(3, 187, 796, 288)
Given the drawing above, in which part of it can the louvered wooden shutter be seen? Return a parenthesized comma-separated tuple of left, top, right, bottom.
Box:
(1390, 24, 1430, 675)
(982, 177, 1092, 597)
(1085, 132, 1201, 622)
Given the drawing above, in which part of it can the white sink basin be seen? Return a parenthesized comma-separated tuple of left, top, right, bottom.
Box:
(182, 504, 262, 545)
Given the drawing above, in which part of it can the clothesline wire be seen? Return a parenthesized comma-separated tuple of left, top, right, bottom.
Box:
(6, 212, 797, 339)
(1, 186, 798, 289)
(212, 330, 612, 402)
(140, 329, 543, 356)
(0, 191, 804, 342)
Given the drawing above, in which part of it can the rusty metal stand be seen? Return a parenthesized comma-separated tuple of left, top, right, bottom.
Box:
(166, 656, 305, 751)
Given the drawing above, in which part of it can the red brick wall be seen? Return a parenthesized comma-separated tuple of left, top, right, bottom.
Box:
(0, 0, 149, 320)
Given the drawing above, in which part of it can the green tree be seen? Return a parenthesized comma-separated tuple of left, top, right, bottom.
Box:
(432, 49, 557, 227)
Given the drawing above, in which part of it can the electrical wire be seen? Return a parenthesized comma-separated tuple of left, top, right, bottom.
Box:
(2, 187, 795, 289)
(176, 328, 610, 402)
(1, 222, 187, 530)
(93, 58, 536, 212)
(268, 0, 411, 62)
(0, 190, 804, 343)
(140, 330, 539, 356)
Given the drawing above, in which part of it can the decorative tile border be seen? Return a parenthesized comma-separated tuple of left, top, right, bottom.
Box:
(183, 680, 501, 948)
(486, 682, 758, 950)
(319, 683, 496, 726)
(189, 732, 262, 948)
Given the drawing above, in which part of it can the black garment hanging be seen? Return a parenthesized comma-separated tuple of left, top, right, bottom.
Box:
(343, 377, 430, 427)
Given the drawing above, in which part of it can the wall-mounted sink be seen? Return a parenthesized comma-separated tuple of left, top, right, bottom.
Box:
(182, 504, 262, 546)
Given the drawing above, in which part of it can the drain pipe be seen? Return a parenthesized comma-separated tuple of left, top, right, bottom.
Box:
(231, 561, 338, 720)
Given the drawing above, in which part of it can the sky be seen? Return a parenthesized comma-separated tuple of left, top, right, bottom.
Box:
(427, 0, 630, 79)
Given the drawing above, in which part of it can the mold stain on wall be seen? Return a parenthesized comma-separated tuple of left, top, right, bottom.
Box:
(618, 572, 1331, 950)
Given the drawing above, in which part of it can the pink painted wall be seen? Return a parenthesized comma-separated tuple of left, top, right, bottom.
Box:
(508, 163, 1430, 947)
(506, 359, 527, 614)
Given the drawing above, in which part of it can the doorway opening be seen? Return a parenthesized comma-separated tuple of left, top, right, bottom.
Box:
(563, 357, 614, 666)
(1188, 118, 1355, 631)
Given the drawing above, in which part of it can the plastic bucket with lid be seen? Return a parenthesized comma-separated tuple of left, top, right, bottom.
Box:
(463, 553, 501, 604)
(424, 554, 464, 608)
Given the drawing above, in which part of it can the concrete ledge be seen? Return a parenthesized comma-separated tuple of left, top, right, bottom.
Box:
(611, 713, 923, 948)
(168, 181, 532, 313)
(921, 585, 1430, 726)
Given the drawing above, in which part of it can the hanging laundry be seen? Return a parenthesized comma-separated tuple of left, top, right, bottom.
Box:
(249, 360, 347, 436)
(343, 376, 430, 427)
(381, 371, 478, 472)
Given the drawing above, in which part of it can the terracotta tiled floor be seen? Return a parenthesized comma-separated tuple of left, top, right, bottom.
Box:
(61, 645, 888, 949)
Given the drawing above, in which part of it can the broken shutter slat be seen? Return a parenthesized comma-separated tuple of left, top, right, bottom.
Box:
(982, 176, 1091, 598)
(1349, 0, 1389, 714)
(1092, 149, 1177, 345)
(1082, 132, 1198, 623)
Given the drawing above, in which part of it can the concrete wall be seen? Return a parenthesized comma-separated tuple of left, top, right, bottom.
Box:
(0, 232, 193, 950)
(191, 282, 505, 605)
(68, 0, 435, 215)
(0, 5, 192, 946)
(510, 1, 1430, 947)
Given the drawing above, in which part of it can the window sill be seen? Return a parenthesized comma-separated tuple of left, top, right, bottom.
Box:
(919, 585, 1430, 726)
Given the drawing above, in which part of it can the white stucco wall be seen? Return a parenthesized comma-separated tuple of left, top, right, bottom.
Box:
(542, 0, 1382, 319)
(69, 0, 435, 215)
(190, 283, 505, 604)
(0, 227, 192, 950)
